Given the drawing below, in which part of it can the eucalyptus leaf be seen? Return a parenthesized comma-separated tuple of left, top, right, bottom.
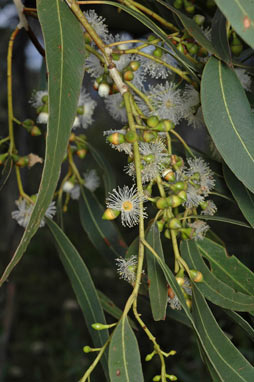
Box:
(212, 8, 232, 64)
(201, 57, 254, 193)
(108, 317, 144, 382)
(181, 240, 254, 312)
(192, 286, 254, 381)
(214, 0, 254, 50)
(79, 187, 127, 263)
(145, 223, 168, 321)
(223, 310, 254, 342)
(197, 238, 254, 296)
(46, 218, 109, 379)
(223, 165, 254, 227)
(0, 0, 85, 285)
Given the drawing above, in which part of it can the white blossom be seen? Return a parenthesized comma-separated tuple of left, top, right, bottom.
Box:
(73, 90, 97, 129)
(188, 219, 210, 240)
(235, 68, 252, 92)
(12, 198, 56, 228)
(106, 185, 147, 227)
(115, 255, 137, 284)
(83, 169, 100, 192)
(104, 93, 128, 123)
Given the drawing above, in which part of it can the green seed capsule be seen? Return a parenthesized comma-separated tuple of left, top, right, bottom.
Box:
(130, 61, 140, 71)
(102, 208, 120, 220)
(123, 70, 134, 81)
(189, 269, 203, 282)
(177, 190, 187, 202)
(166, 195, 183, 208)
(163, 169, 175, 182)
(171, 181, 185, 192)
(155, 119, 174, 132)
(142, 130, 158, 142)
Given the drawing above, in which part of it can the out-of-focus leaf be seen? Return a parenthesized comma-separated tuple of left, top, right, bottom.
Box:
(88, 143, 116, 194)
(46, 218, 109, 379)
(0, 0, 85, 285)
(97, 290, 138, 331)
(198, 238, 254, 296)
(214, 0, 254, 49)
(166, 308, 192, 328)
(108, 317, 144, 382)
(79, 187, 127, 263)
(201, 57, 254, 193)
(192, 285, 254, 381)
(223, 310, 254, 342)
(223, 165, 254, 227)
(181, 240, 254, 312)
(157, 0, 217, 55)
(212, 8, 232, 64)
(145, 223, 168, 321)
(184, 215, 251, 228)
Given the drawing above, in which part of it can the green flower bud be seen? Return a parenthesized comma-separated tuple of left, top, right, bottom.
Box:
(41, 94, 48, 104)
(91, 323, 108, 330)
(145, 351, 155, 362)
(177, 190, 187, 202)
(176, 276, 185, 286)
(186, 43, 199, 55)
(155, 119, 174, 132)
(166, 195, 183, 208)
(102, 208, 120, 220)
(83, 346, 91, 353)
(0, 153, 8, 165)
(125, 130, 138, 143)
(15, 155, 29, 168)
(169, 218, 182, 230)
(107, 132, 125, 145)
(173, 0, 183, 9)
(163, 169, 175, 182)
(164, 229, 171, 239)
(177, 43, 185, 55)
(23, 118, 34, 128)
(186, 298, 192, 309)
(143, 154, 155, 163)
(77, 106, 84, 115)
(170, 182, 185, 192)
(153, 376, 161, 382)
(123, 70, 134, 81)
(147, 115, 159, 128)
(166, 375, 178, 381)
(76, 149, 87, 159)
(193, 14, 205, 26)
(156, 197, 168, 210)
(199, 201, 208, 210)
(153, 47, 163, 58)
(184, 0, 195, 13)
(30, 126, 42, 136)
(157, 220, 165, 232)
(189, 269, 203, 282)
(180, 227, 193, 240)
(130, 61, 140, 71)
(142, 130, 158, 142)
(112, 53, 120, 61)
(148, 34, 156, 42)
(231, 33, 243, 56)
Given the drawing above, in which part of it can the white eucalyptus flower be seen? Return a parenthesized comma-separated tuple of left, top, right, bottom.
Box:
(106, 185, 147, 227)
(235, 68, 252, 92)
(186, 158, 215, 196)
(83, 169, 100, 192)
(188, 219, 210, 240)
(168, 295, 182, 310)
(115, 255, 137, 284)
(201, 200, 217, 216)
(12, 198, 56, 228)
(83, 10, 108, 39)
(104, 93, 128, 123)
(73, 90, 97, 129)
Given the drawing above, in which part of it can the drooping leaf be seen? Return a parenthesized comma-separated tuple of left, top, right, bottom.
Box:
(46, 218, 109, 379)
(214, 0, 254, 50)
(97, 290, 138, 331)
(166, 308, 192, 328)
(108, 317, 144, 382)
(181, 240, 254, 312)
(79, 187, 127, 263)
(197, 238, 254, 296)
(0, 0, 85, 285)
(223, 310, 254, 342)
(212, 8, 232, 64)
(184, 215, 251, 228)
(192, 285, 254, 381)
(145, 223, 168, 321)
(88, 143, 116, 194)
(201, 57, 254, 193)
(223, 165, 254, 227)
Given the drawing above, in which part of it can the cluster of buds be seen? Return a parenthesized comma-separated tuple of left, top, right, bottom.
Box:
(68, 133, 87, 159)
(22, 119, 41, 136)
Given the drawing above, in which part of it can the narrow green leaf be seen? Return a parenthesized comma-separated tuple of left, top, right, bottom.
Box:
(166, 308, 192, 328)
(79, 187, 127, 263)
(108, 317, 144, 382)
(0, 0, 84, 285)
(201, 57, 254, 193)
(184, 215, 251, 228)
(46, 218, 109, 378)
(223, 165, 254, 227)
(215, 0, 254, 49)
(223, 310, 254, 342)
(197, 238, 254, 296)
(212, 9, 232, 64)
(192, 285, 254, 381)
(97, 290, 138, 331)
(181, 240, 254, 312)
(145, 223, 168, 321)
(88, 143, 116, 194)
